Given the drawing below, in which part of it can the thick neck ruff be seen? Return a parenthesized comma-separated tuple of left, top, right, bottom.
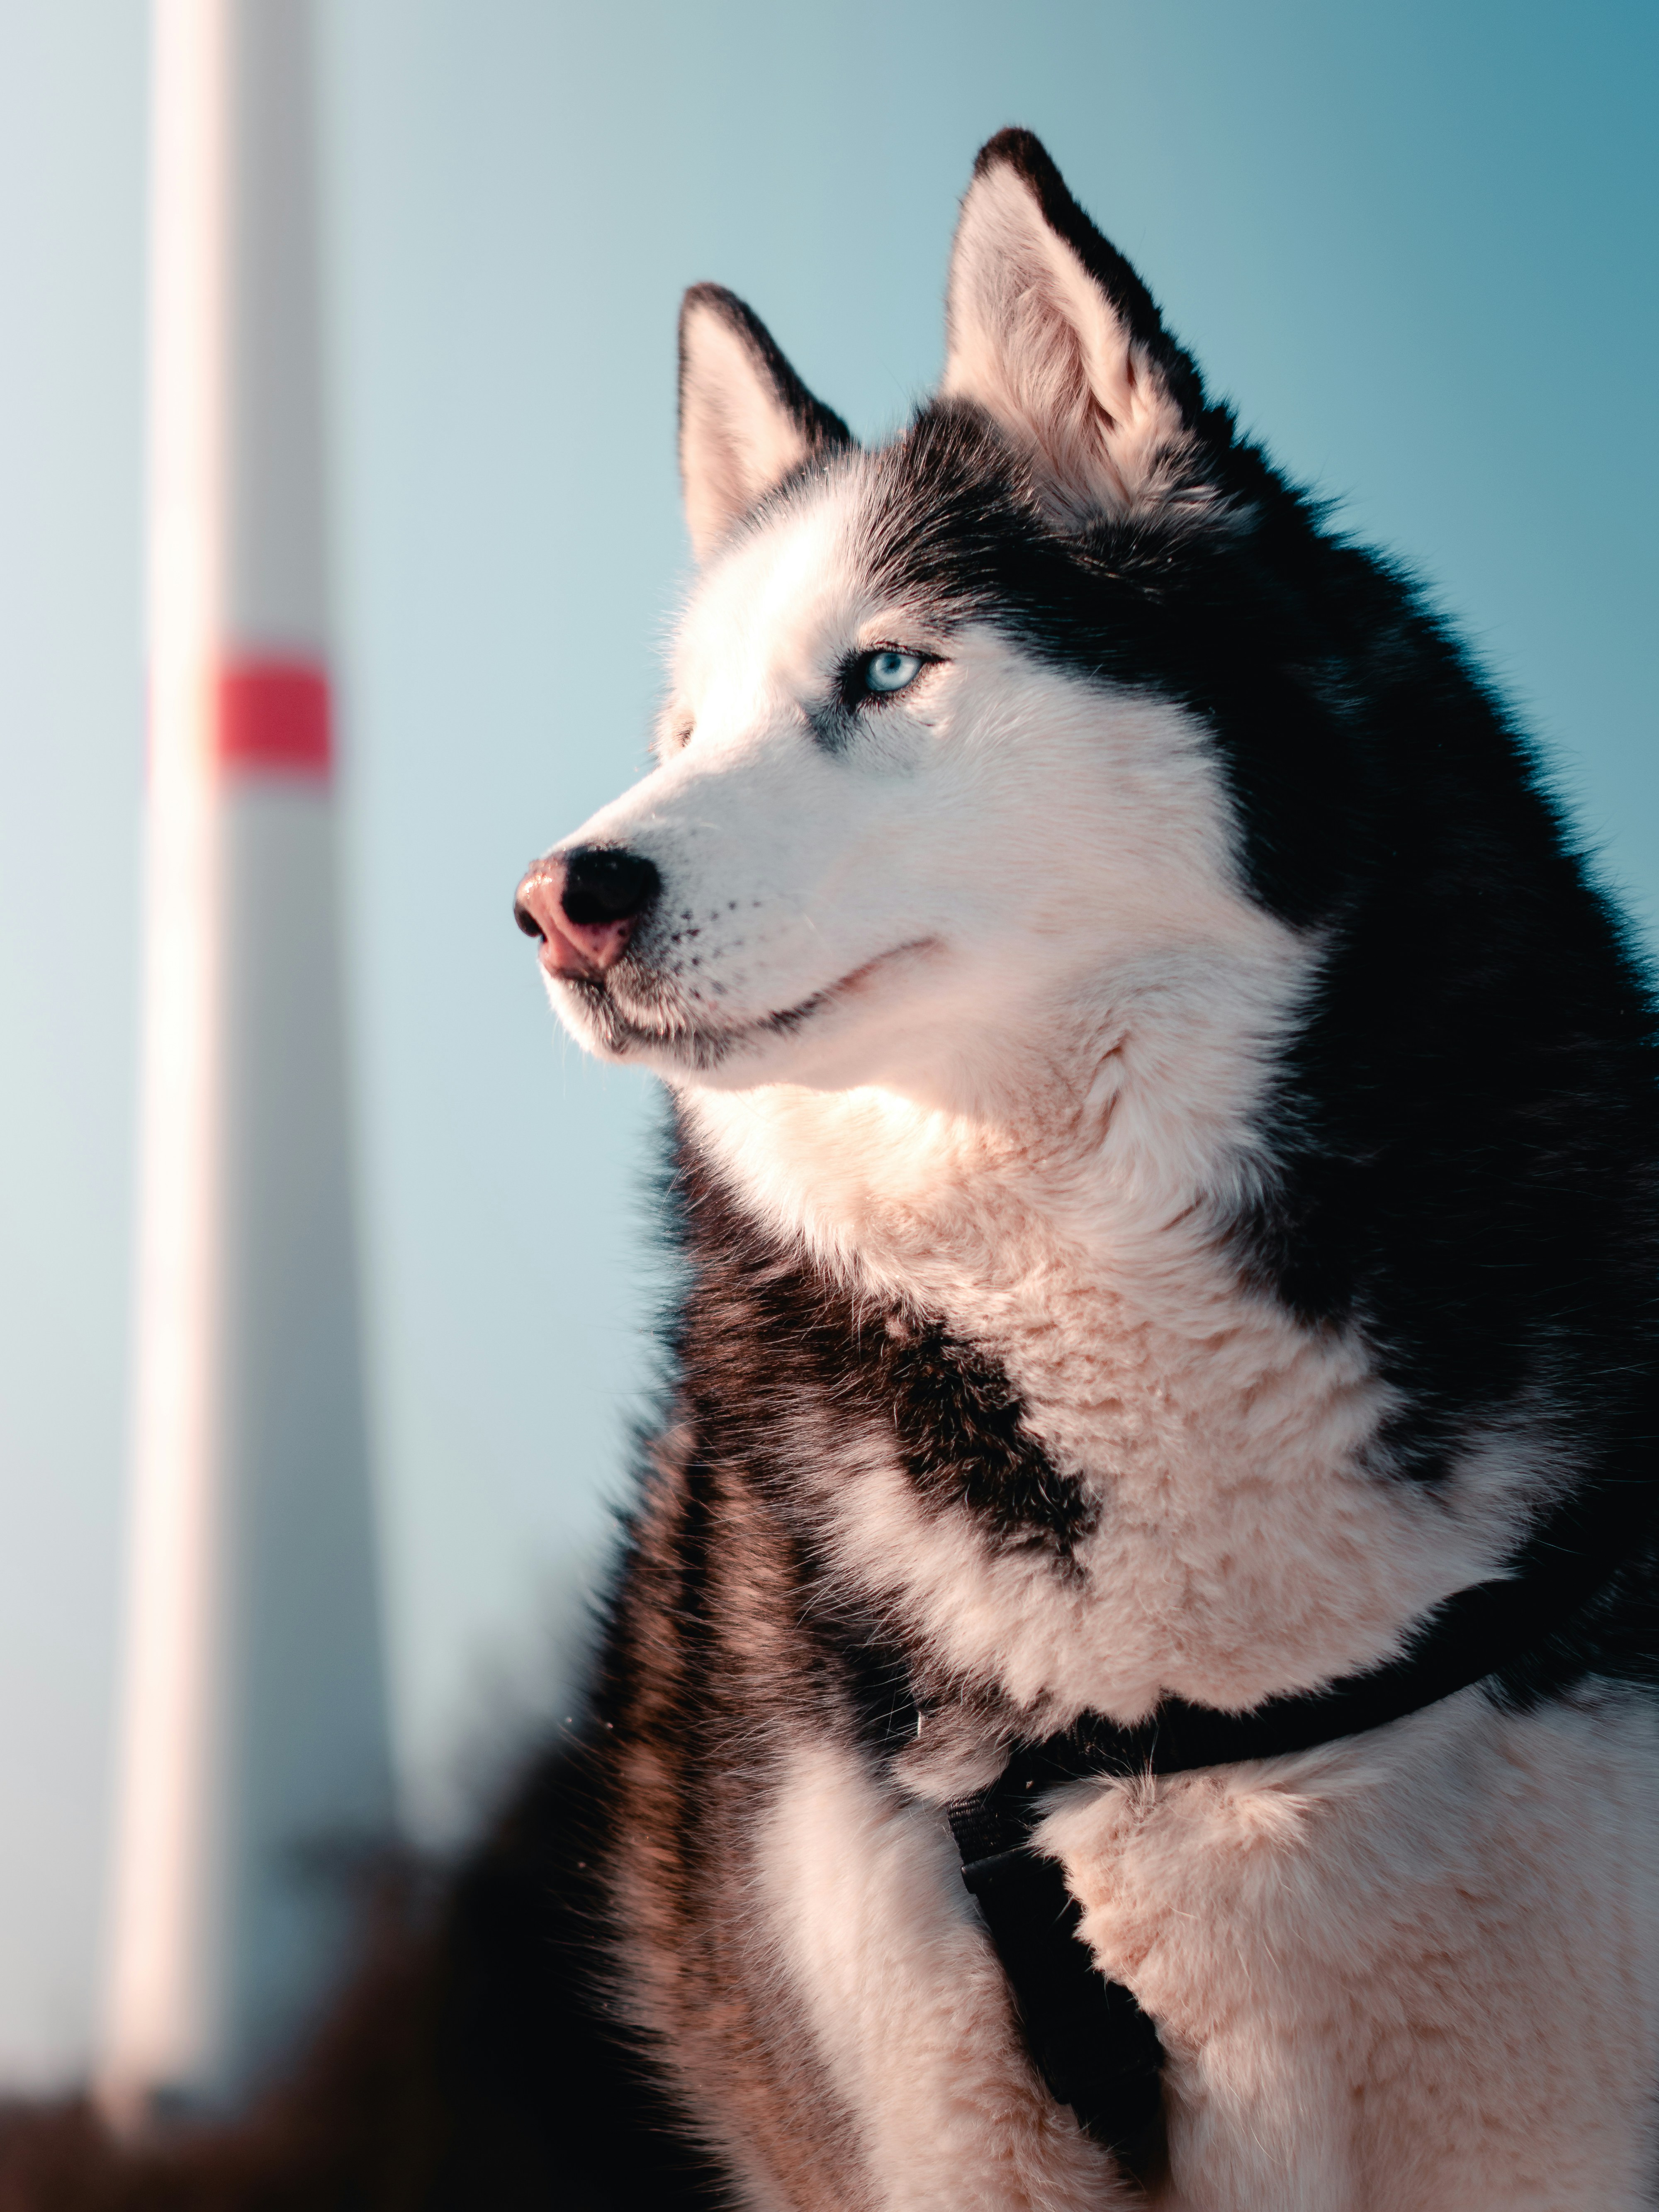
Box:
(927, 1462, 1656, 2157)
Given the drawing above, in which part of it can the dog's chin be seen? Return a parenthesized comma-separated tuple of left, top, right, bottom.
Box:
(549, 941, 941, 1088)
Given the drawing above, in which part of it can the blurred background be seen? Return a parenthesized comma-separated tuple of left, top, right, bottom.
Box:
(0, 0, 1653, 2086)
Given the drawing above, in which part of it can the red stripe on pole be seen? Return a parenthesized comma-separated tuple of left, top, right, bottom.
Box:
(215, 660, 332, 778)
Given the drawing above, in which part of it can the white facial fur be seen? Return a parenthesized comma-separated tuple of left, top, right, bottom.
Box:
(545, 461, 1302, 1142)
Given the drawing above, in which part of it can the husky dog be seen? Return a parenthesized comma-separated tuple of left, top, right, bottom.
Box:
(4, 125, 1655, 2212)
(504, 129, 1659, 2210)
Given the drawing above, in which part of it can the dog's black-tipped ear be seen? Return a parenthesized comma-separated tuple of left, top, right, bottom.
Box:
(942, 130, 1209, 522)
(678, 285, 852, 562)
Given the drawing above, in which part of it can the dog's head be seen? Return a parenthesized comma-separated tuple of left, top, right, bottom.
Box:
(517, 131, 1316, 1116)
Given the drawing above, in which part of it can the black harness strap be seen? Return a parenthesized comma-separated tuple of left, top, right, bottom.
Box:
(949, 1794, 1163, 2153)
(944, 1464, 1653, 2154)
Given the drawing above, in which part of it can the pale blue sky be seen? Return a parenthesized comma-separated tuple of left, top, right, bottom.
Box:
(0, 0, 1652, 2078)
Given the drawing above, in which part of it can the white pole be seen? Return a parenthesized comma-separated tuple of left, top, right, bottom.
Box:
(101, 0, 392, 2122)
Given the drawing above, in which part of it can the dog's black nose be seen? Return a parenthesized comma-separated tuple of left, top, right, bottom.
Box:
(515, 845, 663, 980)
(559, 846, 662, 928)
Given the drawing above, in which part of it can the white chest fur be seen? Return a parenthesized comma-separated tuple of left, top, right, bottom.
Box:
(1046, 1686, 1659, 2209)
(687, 1078, 1555, 1729)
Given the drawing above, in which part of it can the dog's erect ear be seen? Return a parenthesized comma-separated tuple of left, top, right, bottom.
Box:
(942, 130, 1208, 522)
(678, 285, 852, 561)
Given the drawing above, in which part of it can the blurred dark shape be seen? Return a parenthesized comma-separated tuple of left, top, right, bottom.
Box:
(0, 1744, 722, 2211)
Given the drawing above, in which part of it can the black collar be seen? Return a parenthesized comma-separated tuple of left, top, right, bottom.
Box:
(937, 1463, 1655, 2160)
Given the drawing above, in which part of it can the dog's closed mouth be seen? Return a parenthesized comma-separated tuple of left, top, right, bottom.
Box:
(564, 936, 940, 1066)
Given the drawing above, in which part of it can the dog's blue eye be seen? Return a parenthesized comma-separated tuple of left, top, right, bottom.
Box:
(863, 649, 924, 696)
